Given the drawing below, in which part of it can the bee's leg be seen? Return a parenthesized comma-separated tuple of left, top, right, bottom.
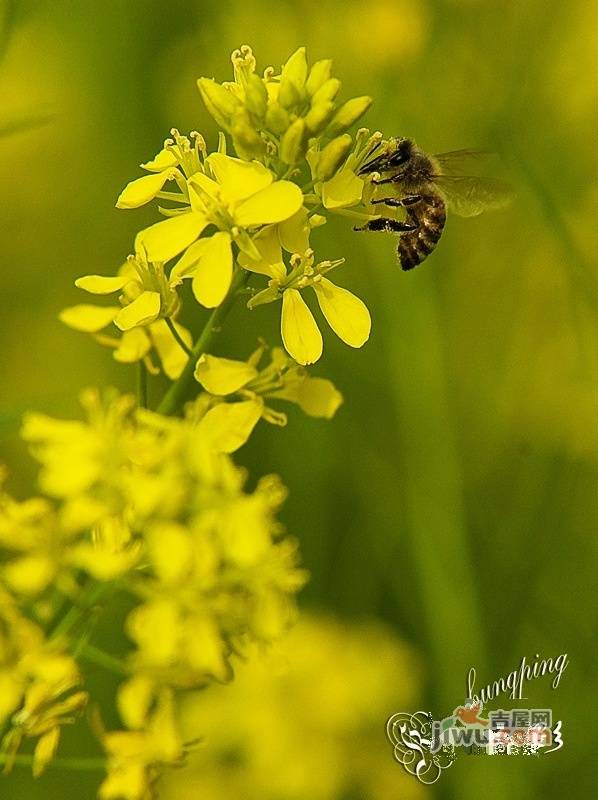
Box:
(353, 217, 418, 233)
(370, 195, 422, 208)
(371, 174, 401, 186)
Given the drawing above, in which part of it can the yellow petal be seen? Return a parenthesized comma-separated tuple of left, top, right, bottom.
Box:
(169, 239, 209, 285)
(278, 207, 310, 253)
(188, 171, 220, 208)
(117, 676, 156, 730)
(114, 291, 161, 331)
(150, 319, 192, 380)
(3, 556, 55, 595)
(145, 523, 192, 584)
(235, 181, 303, 227)
(113, 328, 151, 363)
(312, 277, 371, 347)
(69, 542, 141, 580)
(198, 399, 264, 452)
(191, 232, 233, 308)
(237, 226, 286, 280)
(321, 169, 364, 209)
(141, 148, 178, 172)
(206, 153, 272, 202)
(126, 600, 180, 665)
(75, 275, 129, 294)
(281, 289, 323, 365)
(136, 211, 207, 263)
(59, 305, 118, 332)
(116, 171, 172, 209)
(295, 376, 344, 418)
(194, 354, 258, 395)
(33, 727, 60, 777)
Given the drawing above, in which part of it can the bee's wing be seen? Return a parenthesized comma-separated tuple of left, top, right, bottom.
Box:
(433, 148, 495, 175)
(433, 175, 513, 217)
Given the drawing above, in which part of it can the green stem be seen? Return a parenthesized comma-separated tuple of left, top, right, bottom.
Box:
(50, 581, 111, 640)
(165, 317, 193, 357)
(137, 360, 148, 408)
(157, 269, 250, 416)
(77, 643, 128, 676)
(0, 754, 106, 771)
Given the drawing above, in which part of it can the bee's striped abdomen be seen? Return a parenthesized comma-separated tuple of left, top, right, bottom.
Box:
(398, 192, 446, 271)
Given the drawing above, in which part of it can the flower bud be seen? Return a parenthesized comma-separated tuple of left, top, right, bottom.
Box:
(326, 96, 373, 136)
(311, 78, 341, 106)
(316, 134, 353, 181)
(265, 102, 291, 135)
(197, 78, 240, 131)
(304, 101, 336, 135)
(281, 47, 308, 90)
(232, 228, 262, 261)
(244, 73, 268, 118)
(278, 79, 302, 111)
(305, 59, 333, 96)
(248, 285, 281, 309)
(278, 47, 308, 111)
(231, 111, 267, 160)
(279, 118, 308, 165)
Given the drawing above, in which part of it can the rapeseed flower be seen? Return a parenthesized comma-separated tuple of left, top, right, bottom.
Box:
(1, 43, 392, 795)
(160, 614, 423, 800)
(118, 135, 303, 306)
(99, 690, 183, 800)
(60, 253, 192, 380)
(192, 342, 343, 451)
(0, 589, 87, 776)
(245, 240, 371, 364)
(198, 46, 372, 169)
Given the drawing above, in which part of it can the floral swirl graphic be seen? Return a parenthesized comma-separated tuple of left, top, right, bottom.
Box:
(386, 711, 456, 785)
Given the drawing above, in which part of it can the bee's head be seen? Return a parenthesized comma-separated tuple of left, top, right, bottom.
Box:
(358, 137, 413, 175)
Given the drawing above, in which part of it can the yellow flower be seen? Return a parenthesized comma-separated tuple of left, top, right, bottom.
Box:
(192, 343, 343, 452)
(0, 492, 77, 597)
(198, 46, 373, 167)
(99, 690, 183, 800)
(68, 516, 142, 581)
(60, 255, 192, 380)
(21, 389, 135, 506)
(156, 152, 303, 307)
(116, 129, 204, 211)
(246, 242, 371, 365)
(160, 614, 422, 800)
(0, 590, 87, 776)
(307, 127, 383, 210)
(117, 408, 306, 691)
(118, 128, 303, 308)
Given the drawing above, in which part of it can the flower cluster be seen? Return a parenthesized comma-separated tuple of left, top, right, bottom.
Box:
(1, 390, 306, 796)
(160, 614, 422, 800)
(1, 44, 389, 799)
(62, 45, 381, 368)
(0, 586, 87, 778)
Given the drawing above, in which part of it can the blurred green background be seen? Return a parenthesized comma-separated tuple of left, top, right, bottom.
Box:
(1, 0, 597, 798)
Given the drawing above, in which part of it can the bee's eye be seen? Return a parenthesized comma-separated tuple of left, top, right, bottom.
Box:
(386, 148, 409, 168)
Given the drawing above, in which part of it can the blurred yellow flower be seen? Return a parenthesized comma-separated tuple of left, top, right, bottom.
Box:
(0, 492, 77, 597)
(160, 614, 423, 800)
(0, 589, 87, 777)
(99, 690, 183, 800)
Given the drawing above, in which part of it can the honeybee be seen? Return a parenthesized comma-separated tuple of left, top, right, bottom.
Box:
(355, 138, 511, 270)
